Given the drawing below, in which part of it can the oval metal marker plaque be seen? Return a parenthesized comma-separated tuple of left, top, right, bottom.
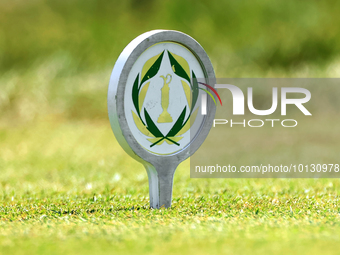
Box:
(108, 30, 216, 208)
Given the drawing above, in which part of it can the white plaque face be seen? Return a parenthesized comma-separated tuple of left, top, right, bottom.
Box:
(108, 29, 216, 170)
(124, 42, 206, 155)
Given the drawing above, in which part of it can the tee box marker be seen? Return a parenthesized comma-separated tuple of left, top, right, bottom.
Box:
(108, 30, 216, 208)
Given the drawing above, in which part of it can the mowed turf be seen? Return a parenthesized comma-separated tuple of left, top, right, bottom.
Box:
(0, 119, 339, 255)
(1, 1, 340, 254)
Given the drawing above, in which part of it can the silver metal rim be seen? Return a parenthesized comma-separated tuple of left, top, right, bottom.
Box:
(108, 30, 216, 168)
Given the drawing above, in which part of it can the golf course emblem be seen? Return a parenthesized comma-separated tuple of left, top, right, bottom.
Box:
(130, 49, 202, 149)
(108, 30, 216, 208)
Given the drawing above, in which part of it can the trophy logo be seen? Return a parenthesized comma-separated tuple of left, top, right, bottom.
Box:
(130, 49, 202, 149)
(158, 74, 172, 123)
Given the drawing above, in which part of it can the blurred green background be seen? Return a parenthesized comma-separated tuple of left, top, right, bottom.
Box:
(1, 1, 340, 254)
(1, 0, 340, 125)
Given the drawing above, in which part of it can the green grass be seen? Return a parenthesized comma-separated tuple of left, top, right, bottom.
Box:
(1, 0, 340, 254)
(0, 120, 339, 255)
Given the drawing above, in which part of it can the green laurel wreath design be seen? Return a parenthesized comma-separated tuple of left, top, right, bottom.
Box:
(132, 50, 199, 147)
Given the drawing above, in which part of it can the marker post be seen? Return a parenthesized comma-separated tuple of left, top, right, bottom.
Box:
(108, 30, 216, 208)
